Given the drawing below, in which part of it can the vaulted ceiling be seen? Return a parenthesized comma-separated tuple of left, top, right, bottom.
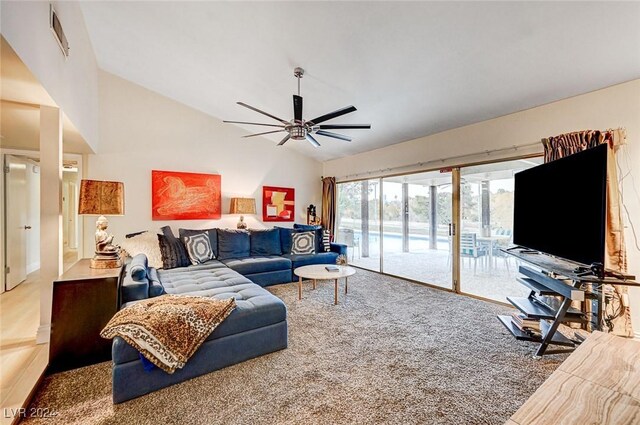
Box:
(80, 1, 640, 162)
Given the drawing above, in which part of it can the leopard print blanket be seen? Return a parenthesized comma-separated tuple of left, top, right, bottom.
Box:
(101, 295, 236, 373)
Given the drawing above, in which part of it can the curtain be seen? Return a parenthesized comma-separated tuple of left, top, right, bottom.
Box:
(542, 128, 633, 337)
(321, 177, 337, 238)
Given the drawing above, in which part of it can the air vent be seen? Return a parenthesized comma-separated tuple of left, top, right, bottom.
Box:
(50, 5, 69, 58)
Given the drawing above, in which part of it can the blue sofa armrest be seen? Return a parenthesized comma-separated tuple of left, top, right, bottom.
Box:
(330, 243, 347, 256)
(121, 271, 150, 305)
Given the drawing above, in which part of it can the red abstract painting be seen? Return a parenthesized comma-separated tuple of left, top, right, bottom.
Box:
(262, 186, 295, 222)
(152, 170, 221, 220)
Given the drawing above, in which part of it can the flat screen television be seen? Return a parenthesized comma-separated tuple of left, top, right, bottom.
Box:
(513, 144, 607, 266)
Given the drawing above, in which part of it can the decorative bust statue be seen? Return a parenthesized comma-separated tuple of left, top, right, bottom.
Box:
(95, 216, 119, 257)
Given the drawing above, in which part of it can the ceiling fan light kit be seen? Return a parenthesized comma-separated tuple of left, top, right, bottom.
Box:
(223, 67, 371, 148)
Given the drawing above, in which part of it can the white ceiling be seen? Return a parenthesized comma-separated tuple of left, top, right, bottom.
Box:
(80, 1, 640, 162)
(0, 37, 91, 154)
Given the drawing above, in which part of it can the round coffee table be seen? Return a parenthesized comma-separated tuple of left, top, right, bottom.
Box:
(294, 265, 356, 305)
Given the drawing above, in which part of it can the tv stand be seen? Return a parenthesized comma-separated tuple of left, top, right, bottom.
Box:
(497, 249, 638, 358)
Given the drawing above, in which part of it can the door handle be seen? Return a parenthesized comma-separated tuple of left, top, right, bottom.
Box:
(24, 225, 32, 230)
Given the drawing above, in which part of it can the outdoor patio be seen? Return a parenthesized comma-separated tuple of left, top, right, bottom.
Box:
(348, 247, 530, 303)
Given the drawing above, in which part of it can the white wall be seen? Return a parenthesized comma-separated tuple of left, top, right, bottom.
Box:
(324, 79, 640, 336)
(26, 163, 40, 274)
(1, 1, 99, 150)
(84, 71, 323, 253)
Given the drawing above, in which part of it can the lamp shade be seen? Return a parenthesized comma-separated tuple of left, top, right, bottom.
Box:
(78, 179, 125, 216)
(229, 197, 256, 215)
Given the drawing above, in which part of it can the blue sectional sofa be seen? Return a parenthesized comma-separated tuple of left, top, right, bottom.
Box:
(112, 226, 346, 403)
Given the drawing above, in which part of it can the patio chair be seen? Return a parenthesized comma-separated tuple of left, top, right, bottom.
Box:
(491, 230, 513, 273)
(337, 228, 360, 261)
(460, 233, 488, 275)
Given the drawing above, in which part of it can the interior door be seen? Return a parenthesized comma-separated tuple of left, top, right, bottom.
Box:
(5, 155, 29, 290)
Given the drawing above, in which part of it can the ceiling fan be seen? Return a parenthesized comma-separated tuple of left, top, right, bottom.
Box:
(223, 67, 371, 147)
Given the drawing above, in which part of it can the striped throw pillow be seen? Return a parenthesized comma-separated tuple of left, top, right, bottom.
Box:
(322, 229, 331, 252)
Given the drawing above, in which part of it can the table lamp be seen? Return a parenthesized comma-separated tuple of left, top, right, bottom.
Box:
(78, 179, 125, 268)
(229, 197, 256, 229)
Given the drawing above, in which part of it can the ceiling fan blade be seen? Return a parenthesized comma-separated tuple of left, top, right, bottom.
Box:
(315, 130, 352, 142)
(305, 134, 321, 148)
(223, 120, 285, 128)
(318, 124, 371, 130)
(277, 134, 291, 146)
(237, 102, 289, 124)
(308, 106, 357, 125)
(293, 95, 303, 123)
(242, 129, 286, 138)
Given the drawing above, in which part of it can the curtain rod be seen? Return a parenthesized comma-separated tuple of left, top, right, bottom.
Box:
(335, 141, 542, 181)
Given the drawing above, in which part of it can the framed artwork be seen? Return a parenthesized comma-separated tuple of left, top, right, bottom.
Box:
(152, 170, 221, 220)
(262, 186, 295, 222)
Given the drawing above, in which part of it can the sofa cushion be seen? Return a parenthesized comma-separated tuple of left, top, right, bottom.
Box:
(293, 224, 323, 253)
(275, 227, 303, 254)
(129, 254, 148, 281)
(217, 229, 250, 260)
(179, 228, 218, 257)
(291, 231, 315, 255)
(284, 252, 339, 270)
(249, 229, 282, 256)
(221, 256, 291, 275)
(114, 263, 287, 365)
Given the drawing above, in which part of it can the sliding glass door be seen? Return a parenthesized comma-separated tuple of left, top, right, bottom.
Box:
(335, 179, 381, 272)
(382, 171, 453, 288)
(458, 158, 543, 301)
(334, 155, 542, 303)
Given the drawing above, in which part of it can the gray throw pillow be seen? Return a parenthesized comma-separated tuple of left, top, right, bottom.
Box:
(183, 233, 215, 265)
(291, 231, 315, 255)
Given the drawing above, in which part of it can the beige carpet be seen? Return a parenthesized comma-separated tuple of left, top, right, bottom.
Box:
(24, 269, 567, 425)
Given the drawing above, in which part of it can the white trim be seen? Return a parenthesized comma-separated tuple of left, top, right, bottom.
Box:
(36, 324, 51, 344)
(634, 331, 640, 341)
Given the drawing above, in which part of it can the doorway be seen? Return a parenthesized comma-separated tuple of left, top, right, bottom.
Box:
(62, 166, 79, 267)
(4, 155, 40, 291)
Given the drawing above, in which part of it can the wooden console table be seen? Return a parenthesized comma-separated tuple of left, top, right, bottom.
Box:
(507, 331, 640, 424)
(49, 259, 122, 372)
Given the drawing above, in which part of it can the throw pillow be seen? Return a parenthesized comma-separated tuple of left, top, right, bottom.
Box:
(179, 228, 218, 258)
(291, 231, 315, 255)
(158, 234, 190, 269)
(120, 231, 164, 269)
(293, 224, 323, 253)
(322, 229, 331, 252)
(160, 226, 190, 268)
(183, 233, 215, 265)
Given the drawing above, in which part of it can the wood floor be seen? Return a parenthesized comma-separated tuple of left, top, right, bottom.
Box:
(0, 250, 78, 425)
